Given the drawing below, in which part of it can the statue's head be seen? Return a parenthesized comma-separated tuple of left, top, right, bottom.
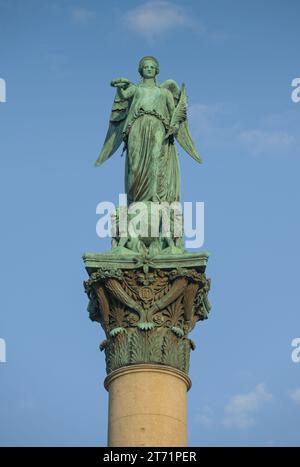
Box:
(138, 56, 159, 78)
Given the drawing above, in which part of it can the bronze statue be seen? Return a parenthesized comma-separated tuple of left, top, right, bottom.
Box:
(95, 56, 202, 204)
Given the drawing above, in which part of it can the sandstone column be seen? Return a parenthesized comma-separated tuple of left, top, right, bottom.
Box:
(105, 364, 191, 447)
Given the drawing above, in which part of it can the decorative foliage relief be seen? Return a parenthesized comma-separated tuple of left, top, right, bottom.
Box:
(84, 267, 211, 375)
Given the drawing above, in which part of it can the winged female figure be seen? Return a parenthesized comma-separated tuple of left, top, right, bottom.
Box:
(95, 56, 202, 205)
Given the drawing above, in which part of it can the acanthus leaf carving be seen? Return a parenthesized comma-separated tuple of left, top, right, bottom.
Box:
(84, 266, 211, 374)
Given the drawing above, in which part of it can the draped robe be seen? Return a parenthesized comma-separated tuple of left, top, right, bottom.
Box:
(123, 84, 180, 204)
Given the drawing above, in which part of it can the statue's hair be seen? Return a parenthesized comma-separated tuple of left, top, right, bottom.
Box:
(138, 56, 159, 76)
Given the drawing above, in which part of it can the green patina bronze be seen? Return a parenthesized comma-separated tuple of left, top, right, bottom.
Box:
(83, 57, 211, 376)
(95, 56, 202, 204)
(83, 254, 210, 375)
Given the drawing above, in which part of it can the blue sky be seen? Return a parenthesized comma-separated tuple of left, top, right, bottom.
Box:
(0, 0, 300, 447)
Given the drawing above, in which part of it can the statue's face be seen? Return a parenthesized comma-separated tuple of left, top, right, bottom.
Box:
(141, 59, 157, 78)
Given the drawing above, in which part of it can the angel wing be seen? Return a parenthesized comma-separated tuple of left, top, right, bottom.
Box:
(94, 92, 131, 167)
(160, 80, 203, 164)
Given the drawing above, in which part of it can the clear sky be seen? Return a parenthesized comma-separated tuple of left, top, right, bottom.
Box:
(0, 0, 300, 447)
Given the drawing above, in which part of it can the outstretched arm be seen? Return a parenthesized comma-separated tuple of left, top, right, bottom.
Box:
(111, 78, 136, 100)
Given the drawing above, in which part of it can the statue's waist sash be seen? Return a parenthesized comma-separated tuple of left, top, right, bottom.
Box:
(123, 109, 170, 137)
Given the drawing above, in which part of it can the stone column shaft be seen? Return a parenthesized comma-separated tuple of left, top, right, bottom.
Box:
(105, 365, 191, 447)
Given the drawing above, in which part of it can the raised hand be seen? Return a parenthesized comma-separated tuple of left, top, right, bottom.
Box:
(110, 78, 131, 89)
